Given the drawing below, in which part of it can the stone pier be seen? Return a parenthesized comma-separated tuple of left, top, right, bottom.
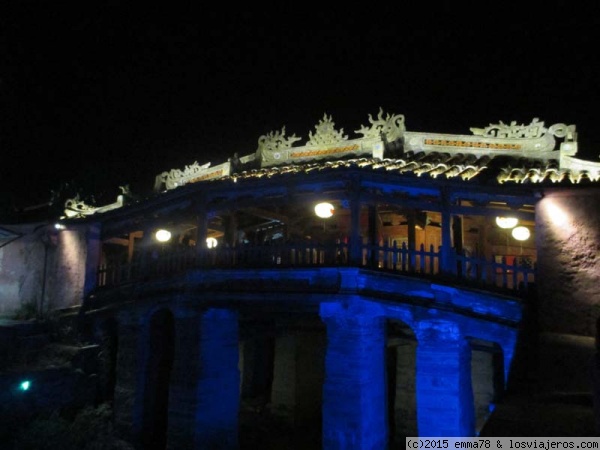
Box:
(190, 308, 240, 449)
(320, 302, 387, 450)
(415, 320, 475, 437)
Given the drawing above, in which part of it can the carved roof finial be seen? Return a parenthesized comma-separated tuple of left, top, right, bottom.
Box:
(306, 113, 348, 146)
(355, 107, 405, 142)
(256, 126, 301, 153)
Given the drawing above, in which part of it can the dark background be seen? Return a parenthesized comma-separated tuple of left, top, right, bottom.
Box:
(1, 3, 599, 216)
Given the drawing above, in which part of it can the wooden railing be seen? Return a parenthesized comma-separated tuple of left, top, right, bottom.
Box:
(454, 252, 535, 292)
(97, 240, 536, 294)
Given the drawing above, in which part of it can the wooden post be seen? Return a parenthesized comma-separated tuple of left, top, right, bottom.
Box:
(440, 188, 453, 275)
(349, 175, 362, 266)
(407, 210, 416, 272)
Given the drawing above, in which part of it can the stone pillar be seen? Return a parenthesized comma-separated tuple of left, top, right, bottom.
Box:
(320, 302, 387, 450)
(167, 308, 201, 448)
(168, 308, 240, 449)
(415, 320, 475, 437)
(197, 308, 240, 449)
(83, 222, 102, 296)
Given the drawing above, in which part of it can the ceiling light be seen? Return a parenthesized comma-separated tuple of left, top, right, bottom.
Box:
(495, 217, 518, 229)
(315, 202, 334, 218)
(512, 226, 530, 241)
(155, 229, 172, 242)
(206, 237, 218, 249)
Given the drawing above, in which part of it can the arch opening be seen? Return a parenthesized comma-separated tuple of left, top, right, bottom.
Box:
(141, 309, 175, 450)
(96, 317, 119, 406)
(386, 319, 417, 447)
(469, 338, 504, 434)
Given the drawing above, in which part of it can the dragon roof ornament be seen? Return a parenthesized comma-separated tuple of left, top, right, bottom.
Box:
(157, 161, 211, 190)
(63, 195, 99, 218)
(256, 126, 302, 153)
(470, 118, 576, 141)
(306, 114, 348, 146)
(62, 187, 129, 218)
(355, 108, 406, 142)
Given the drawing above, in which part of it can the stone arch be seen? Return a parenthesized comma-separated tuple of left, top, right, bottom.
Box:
(141, 308, 175, 450)
(386, 318, 418, 447)
(239, 317, 276, 408)
(468, 338, 505, 434)
(96, 316, 119, 406)
(268, 314, 326, 447)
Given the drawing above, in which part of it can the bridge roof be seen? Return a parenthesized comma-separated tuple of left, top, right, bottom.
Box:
(59, 113, 600, 221)
(61, 150, 598, 225)
(222, 151, 594, 186)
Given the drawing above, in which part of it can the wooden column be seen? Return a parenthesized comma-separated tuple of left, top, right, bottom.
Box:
(195, 202, 208, 262)
(453, 215, 464, 276)
(138, 220, 157, 275)
(407, 210, 417, 272)
(368, 204, 378, 268)
(348, 175, 363, 266)
(440, 188, 454, 274)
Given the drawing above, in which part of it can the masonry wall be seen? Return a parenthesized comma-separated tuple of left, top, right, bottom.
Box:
(0, 222, 88, 317)
(536, 189, 600, 336)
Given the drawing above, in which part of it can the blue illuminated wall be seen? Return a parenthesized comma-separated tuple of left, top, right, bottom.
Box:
(100, 268, 520, 448)
(318, 280, 519, 445)
(321, 301, 388, 449)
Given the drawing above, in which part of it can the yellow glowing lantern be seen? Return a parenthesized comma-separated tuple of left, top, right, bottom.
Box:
(495, 217, 518, 229)
(315, 202, 334, 218)
(511, 226, 530, 241)
(155, 229, 172, 242)
(206, 237, 218, 248)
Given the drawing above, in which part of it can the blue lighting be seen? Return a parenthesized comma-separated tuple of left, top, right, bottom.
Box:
(19, 380, 31, 391)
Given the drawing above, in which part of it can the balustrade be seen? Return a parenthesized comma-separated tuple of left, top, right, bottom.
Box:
(96, 239, 535, 295)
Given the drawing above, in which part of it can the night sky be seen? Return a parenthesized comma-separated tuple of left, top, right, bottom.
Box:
(1, 4, 599, 217)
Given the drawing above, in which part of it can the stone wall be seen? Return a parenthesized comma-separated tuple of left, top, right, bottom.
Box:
(0, 222, 88, 317)
(536, 189, 600, 336)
